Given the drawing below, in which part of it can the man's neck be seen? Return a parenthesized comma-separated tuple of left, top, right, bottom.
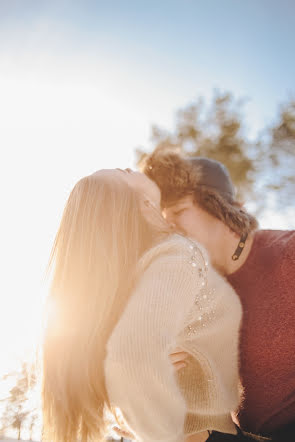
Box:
(212, 230, 255, 276)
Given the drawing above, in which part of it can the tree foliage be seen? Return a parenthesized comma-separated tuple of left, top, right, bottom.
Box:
(137, 91, 295, 214)
(1, 361, 39, 440)
(267, 100, 295, 205)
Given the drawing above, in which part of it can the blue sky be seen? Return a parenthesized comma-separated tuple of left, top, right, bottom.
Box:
(1, 0, 295, 138)
(0, 0, 294, 377)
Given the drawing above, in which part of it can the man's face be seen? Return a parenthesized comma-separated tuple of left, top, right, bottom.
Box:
(164, 194, 218, 251)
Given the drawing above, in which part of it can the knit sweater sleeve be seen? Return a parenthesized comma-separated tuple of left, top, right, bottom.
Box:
(104, 250, 204, 442)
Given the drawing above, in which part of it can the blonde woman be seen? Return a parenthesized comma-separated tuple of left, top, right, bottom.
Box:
(43, 168, 242, 442)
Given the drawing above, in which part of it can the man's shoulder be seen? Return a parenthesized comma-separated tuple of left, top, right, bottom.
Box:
(255, 229, 295, 263)
(255, 229, 295, 247)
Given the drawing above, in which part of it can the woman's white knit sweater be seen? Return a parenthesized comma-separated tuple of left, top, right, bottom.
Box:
(104, 234, 242, 442)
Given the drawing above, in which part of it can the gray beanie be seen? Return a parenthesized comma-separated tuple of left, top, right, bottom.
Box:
(189, 157, 235, 200)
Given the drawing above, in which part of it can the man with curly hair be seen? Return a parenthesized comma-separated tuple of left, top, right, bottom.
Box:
(142, 151, 295, 442)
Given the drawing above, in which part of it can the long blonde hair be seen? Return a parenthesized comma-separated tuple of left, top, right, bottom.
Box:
(42, 173, 169, 442)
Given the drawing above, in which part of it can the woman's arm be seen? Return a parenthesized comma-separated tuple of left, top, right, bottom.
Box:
(105, 252, 205, 442)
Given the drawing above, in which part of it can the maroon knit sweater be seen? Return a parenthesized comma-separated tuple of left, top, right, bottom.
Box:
(227, 229, 295, 435)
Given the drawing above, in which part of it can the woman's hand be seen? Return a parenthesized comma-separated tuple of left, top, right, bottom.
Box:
(169, 347, 190, 371)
